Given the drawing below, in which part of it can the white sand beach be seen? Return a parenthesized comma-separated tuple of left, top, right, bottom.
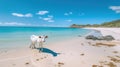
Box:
(0, 28, 120, 67)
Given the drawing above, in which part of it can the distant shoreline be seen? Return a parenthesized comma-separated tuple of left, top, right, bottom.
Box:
(70, 19, 120, 28)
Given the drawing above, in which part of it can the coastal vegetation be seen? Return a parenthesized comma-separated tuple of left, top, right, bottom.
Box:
(70, 19, 120, 28)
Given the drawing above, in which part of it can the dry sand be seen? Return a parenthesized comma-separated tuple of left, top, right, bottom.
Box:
(0, 28, 120, 67)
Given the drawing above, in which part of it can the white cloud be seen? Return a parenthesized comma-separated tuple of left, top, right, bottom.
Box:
(43, 15, 53, 20)
(64, 12, 73, 16)
(42, 17, 54, 22)
(37, 10, 49, 15)
(39, 15, 55, 22)
(66, 19, 72, 22)
(48, 20, 54, 22)
(109, 6, 120, 13)
(43, 17, 51, 21)
(0, 22, 30, 26)
(12, 13, 24, 17)
(24, 13, 32, 17)
(12, 13, 32, 17)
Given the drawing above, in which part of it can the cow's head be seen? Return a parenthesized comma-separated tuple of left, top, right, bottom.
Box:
(39, 35, 48, 42)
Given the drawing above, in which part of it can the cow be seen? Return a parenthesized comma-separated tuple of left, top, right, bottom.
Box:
(29, 35, 48, 51)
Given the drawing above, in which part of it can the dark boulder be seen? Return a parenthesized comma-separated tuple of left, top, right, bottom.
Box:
(85, 35, 114, 41)
(85, 35, 98, 40)
(97, 36, 105, 40)
(104, 35, 115, 41)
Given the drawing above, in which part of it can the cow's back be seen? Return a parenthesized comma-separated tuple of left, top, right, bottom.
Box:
(31, 35, 38, 42)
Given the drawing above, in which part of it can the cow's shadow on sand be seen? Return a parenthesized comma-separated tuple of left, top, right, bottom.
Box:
(36, 48, 60, 57)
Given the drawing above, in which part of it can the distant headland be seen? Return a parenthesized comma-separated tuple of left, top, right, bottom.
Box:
(70, 19, 120, 28)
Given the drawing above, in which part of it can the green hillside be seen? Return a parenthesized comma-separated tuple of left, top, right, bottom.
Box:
(70, 19, 120, 28)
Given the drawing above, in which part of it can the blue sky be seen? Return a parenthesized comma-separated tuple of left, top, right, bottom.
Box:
(0, 0, 120, 27)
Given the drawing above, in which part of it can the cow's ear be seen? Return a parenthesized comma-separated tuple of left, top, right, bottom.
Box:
(45, 36, 48, 38)
(39, 36, 41, 38)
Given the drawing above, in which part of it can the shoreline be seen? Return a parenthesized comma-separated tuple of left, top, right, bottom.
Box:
(0, 28, 120, 67)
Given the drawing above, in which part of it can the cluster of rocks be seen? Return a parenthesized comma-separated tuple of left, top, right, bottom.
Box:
(85, 35, 115, 41)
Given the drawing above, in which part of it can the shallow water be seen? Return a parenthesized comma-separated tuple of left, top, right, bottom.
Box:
(0, 26, 91, 48)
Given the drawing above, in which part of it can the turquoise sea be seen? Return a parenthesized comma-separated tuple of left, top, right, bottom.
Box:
(0, 26, 91, 49)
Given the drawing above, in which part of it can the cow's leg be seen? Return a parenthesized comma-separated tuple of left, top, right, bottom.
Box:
(39, 42, 43, 52)
(30, 41, 36, 49)
(29, 44, 32, 48)
(29, 41, 33, 48)
(41, 42, 43, 52)
(39, 42, 41, 52)
(33, 42, 36, 49)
